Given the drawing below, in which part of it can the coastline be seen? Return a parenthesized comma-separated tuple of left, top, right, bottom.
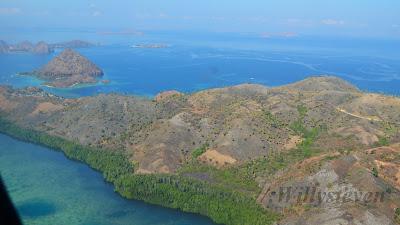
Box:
(40, 80, 106, 89)
(0, 115, 282, 225)
(0, 133, 215, 225)
(17, 72, 108, 89)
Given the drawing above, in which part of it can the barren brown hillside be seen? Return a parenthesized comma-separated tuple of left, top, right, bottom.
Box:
(1, 75, 400, 224)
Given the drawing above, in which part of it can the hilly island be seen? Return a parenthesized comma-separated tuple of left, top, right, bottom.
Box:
(18, 48, 104, 88)
(0, 76, 400, 224)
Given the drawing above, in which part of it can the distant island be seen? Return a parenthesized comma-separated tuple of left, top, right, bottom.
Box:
(132, 44, 171, 48)
(1, 40, 54, 54)
(17, 48, 104, 88)
(51, 40, 98, 48)
(0, 40, 104, 54)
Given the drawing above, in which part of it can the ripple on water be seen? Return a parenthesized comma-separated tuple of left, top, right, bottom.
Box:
(18, 200, 57, 218)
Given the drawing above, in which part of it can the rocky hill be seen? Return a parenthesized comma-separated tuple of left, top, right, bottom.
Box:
(29, 41, 54, 54)
(1, 75, 399, 224)
(19, 48, 103, 88)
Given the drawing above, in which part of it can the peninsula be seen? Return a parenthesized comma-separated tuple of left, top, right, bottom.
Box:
(18, 48, 104, 88)
(0, 76, 399, 224)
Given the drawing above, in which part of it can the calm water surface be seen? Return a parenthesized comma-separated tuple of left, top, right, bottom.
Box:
(1, 31, 399, 98)
(0, 134, 215, 225)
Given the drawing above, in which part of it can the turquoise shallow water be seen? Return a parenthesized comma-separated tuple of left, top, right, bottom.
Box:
(0, 134, 215, 225)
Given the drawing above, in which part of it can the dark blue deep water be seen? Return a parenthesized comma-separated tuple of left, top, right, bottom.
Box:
(1, 30, 400, 98)
(0, 30, 400, 224)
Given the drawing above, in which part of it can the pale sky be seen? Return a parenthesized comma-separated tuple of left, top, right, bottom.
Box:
(1, 0, 399, 37)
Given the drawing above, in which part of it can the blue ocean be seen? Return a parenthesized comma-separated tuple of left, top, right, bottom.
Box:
(1, 30, 399, 98)
(1, 29, 400, 224)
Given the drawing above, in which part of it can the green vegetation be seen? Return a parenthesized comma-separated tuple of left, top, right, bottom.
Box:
(114, 174, 281, 224)
(395, 208, 400, 223)
(292, 105, 319, 138)
(332, 133, 342, 138)
(0, 115, 134, 182)
(191, 143, 209, 158)
(297, 105, 308, 117)
(372, 167, 379, 177)
(305, 204, 311, 211)
(0, 114, 282, 225)
(291, 105, 321, 158)
(265, 111, 283, 128)
(179, 105, 328, 196)
(325, 155, 340, 161)
(191, 147, 206, 158)
(181, 139, 325, 196)
(372, 135, 389, 147)
(179, 163, 260, 193)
